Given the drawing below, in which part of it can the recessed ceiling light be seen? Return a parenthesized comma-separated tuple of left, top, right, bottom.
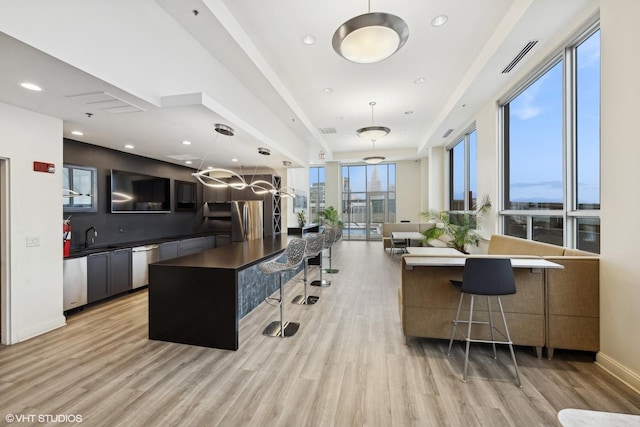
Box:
(231, 158, 238, 162)
(20, 82, 42, 91)
(414, 77, 426, 84)
(71, 130, 84, 136)
(181, 140, 192, 145)
(301, 35, 316, 45)
(185, 160, 193, 165)
(207, 166, 214, 170)
(124, 144, 134, 149)
(404, 110, 414, 115)
(431, 15, 448, 27)
(323, 88, 333, 94)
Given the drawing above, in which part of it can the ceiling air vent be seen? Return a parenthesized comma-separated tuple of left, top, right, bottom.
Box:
(501, 40, 539, 74)
(442, 128, 454, 138)
(319, 127, 337, 134)
(67, 91, 146, 114)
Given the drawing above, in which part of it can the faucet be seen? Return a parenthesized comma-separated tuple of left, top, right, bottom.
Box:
(85, 227, 97, 248)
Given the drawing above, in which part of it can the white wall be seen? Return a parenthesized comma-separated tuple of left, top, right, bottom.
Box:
(324, 162, 341, 215)
(395, 160, 422, 222)
(284, 167, 310, 228)
(0, 102, 65, 344)
(475, 102, 500, 240)
(428, 146, 446, 211)
(597, 0, 640, 391)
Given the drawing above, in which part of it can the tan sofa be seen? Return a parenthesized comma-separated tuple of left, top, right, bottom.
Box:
(488, 234, 599, 359)
(398, 234, 599, 359)
(381, 222, 439, 252)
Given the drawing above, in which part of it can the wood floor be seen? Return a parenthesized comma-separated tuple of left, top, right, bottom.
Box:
(1, 241, 640, 426)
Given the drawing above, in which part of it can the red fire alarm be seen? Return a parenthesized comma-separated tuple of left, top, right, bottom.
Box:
(33, 161, 55, 173)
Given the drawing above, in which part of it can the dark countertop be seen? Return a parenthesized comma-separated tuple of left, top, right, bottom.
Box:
(151, 235, 289, 270)
(65, 232, 217, 259)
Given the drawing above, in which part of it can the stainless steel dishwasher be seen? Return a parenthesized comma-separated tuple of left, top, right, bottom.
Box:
(132, 245, 160, 289)
(63, 256, 88, 311)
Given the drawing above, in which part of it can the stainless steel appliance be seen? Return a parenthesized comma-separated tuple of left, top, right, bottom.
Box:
(132, 244, 160, 289)
(231, 200, 263, 242)
(63, 257, 88, 311)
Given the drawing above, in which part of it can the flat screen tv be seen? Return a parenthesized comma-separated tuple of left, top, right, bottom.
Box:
(110, 169, 171, 213)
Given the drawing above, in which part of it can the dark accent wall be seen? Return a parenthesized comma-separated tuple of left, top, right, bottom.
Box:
(63, 139, 206, 250)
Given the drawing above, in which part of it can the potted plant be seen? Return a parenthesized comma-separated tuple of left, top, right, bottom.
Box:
(420, 195, 491, 253)
(297, 210, 307, 227)
(317, 205, 343, 228)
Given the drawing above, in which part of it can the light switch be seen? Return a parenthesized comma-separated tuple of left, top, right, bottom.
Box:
(26, 236, 41, 247)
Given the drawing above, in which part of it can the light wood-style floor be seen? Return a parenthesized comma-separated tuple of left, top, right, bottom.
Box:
(2, 240, 640, 426)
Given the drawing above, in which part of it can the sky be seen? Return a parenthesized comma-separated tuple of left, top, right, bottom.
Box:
(508, 30, 600, 206)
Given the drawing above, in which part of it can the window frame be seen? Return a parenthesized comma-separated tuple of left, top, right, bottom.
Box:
(499, 21, 600, 251)
(63, 164, 98, 213)
(447, 125, 477, 212)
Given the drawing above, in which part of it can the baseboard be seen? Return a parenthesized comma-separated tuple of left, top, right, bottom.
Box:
(596, 351, 640, 395)
(14, 315, 66, 344)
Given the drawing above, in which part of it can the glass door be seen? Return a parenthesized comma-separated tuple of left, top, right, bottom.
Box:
(341, 163, 396, 241)
(367, 192, 386, 240)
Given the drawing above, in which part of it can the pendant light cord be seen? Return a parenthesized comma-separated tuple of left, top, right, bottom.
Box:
(370, 101, 376, 125)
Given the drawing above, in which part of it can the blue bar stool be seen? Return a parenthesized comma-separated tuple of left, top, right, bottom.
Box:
(259, 238, 307, 337)
(447, 257, 522, 387)
(311, 226, 337, 287)
(292, 232, 324, 305)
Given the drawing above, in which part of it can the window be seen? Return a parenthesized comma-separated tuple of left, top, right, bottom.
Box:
(341, 164, 396, 241)
(501, 27, 600, 252)
(309, 166, 325, 223)
(449, 128, 477, 211)
(63, 164, 97, 212)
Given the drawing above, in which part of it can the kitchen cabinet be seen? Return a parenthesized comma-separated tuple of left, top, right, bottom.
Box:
(159, 241, 179, 261)
(87, 252, 110, 303)
(179, 237, 205, 256)
(110, 248, 132, 295)
(203, 183, 229, 202)
(202, 236, 215, 250)
(87, 249, 131, 304)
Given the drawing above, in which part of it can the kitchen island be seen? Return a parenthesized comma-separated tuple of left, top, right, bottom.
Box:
(148, 235, 298, 350)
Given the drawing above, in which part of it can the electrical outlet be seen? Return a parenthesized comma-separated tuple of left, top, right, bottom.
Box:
(26, 236, 41, 247)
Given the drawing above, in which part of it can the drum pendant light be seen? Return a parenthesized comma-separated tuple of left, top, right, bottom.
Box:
(332, 0, 409, 64)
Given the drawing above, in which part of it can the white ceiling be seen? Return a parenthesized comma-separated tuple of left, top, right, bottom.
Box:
(0, 0, 598, 171)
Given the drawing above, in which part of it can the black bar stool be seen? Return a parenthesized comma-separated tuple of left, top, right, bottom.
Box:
(259, 238, 307, 337)
(311, 226, 337, 287)
(292, 232, 324, 305)
(447, 257, 522, 387)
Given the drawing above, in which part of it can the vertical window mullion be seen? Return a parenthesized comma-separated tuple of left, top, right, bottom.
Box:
(464, 134, 470, 211)
(564, 44, 575, 247)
